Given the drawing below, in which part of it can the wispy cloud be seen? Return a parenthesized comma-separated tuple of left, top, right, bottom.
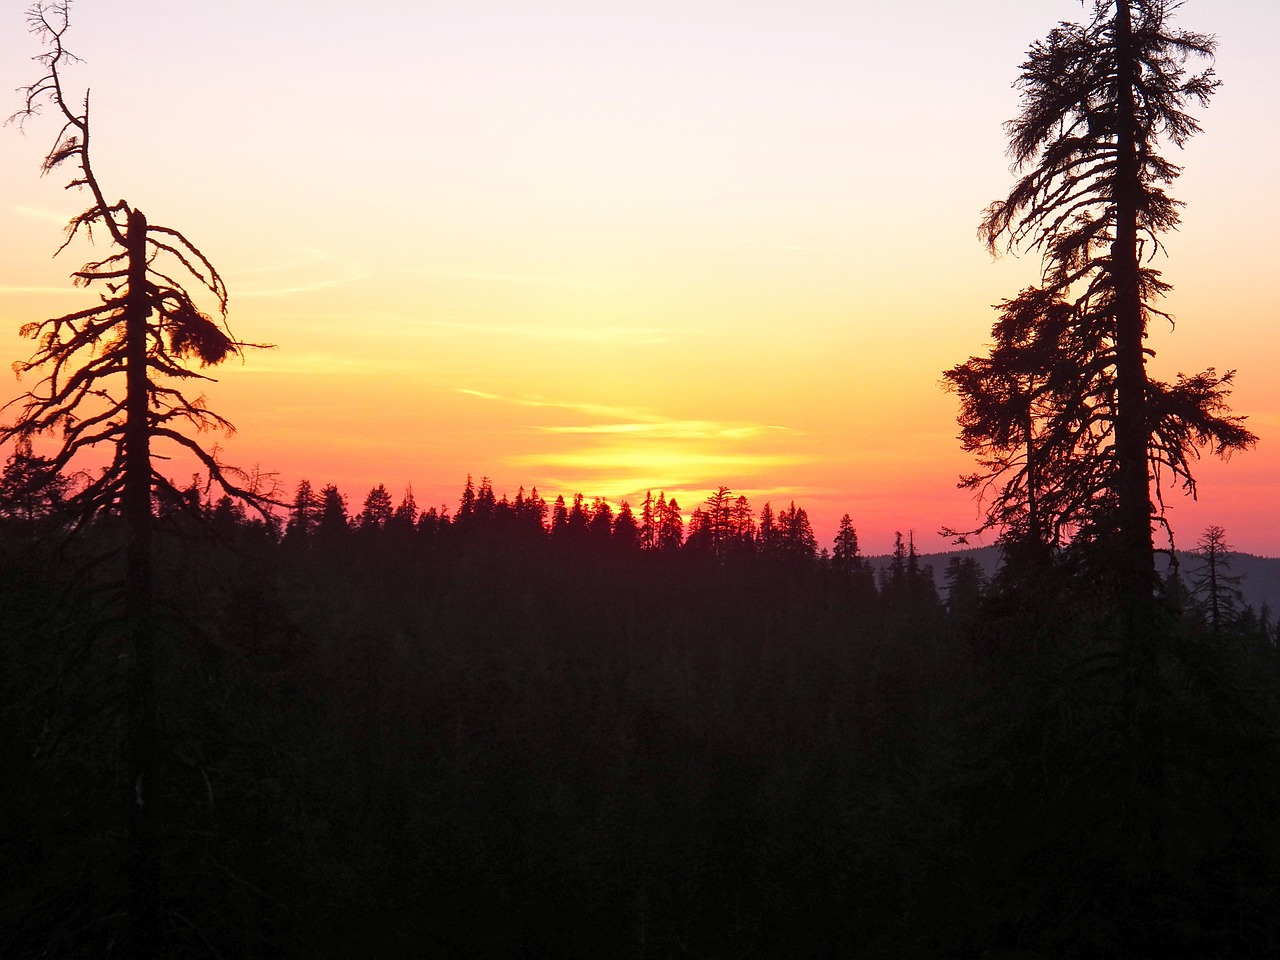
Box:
(459, 389, 670, 422)
(0, 285, 82, 295)
(522, 449, 805, 471)
(736, 237, 859, 257)
(229, 248, 368, 298)
(235, 273, 368, 298)
(11, 205, 68, 226)
(538, 421, 791, 441)
(233, 353, 396, 376)
(431, 318, 668, 345)
(231, 247, 336, 277)
(405, 266, 618, 293)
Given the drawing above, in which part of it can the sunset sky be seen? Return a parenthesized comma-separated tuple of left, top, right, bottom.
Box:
(1, 0, 1277, 556)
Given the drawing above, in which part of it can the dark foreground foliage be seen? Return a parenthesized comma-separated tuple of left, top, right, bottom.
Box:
(3, 491, 1280, 959)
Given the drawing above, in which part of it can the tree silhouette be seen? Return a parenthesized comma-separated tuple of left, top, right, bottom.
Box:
(1189, 525, 1244, 632)
(0, 437, 71, 525)
(391, 486, 419, 531)
(589, 496, 614, 541)
(831, 513, 864, 575)
(658, 495, 684, 551)
(703, 486, 734, 556)
(639, 490, 657, 550)
(1, 6, 271, 951)
(317, 483, 349, 535)
(953, 0, 1253, 592)
(284, 478, 321, 541)
(358, 483, 394, 530)
(4, 5, 269, 523)
(613, 500, 640, 550)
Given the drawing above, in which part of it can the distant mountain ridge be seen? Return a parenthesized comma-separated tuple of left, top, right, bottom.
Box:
(867, 547, 1280, 618)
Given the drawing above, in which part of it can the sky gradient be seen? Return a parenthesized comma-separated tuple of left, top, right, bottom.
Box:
(2, 1, 1277, 555)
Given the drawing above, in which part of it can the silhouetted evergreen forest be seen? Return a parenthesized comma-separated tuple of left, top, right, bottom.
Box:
(4, 465, 1280, 958)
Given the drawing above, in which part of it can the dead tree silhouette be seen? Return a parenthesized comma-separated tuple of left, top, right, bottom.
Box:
(4, 3, 273, 953)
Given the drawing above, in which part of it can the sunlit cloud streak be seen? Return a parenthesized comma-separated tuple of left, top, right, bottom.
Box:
(436, 319, 668, 344)
(523, 449, 805, 472)
(406, 266, 618, 292)
(538, 422, 791, 441)
(0, 285, 81, 295)
(459, 389, 658, 421)
(459, 388, 798, 438)
(234, 273, 368, 298)
(230, 247, 340, 276)
(229, 247, 368, 298)
(10, 205, 67, 226)
(234, 354, 395, 376)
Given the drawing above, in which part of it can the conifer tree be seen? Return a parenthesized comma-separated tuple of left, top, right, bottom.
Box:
(284, 478, 321, 541)
(550, 494, 569, 537)
(317, 484, 349, 535)
(0, 437, 70, 524)
(1189, 524, 1244, 632)
(391, 486, 418, 530)
(639, 490, 657, 550)
(358, 484, 394, 529)
(658, 496, 683, 551)
(613, 500, 640, 549)
(1, 4, 271, 953)
(948, 0, 1254, 599)
(832, 514, 862, 574)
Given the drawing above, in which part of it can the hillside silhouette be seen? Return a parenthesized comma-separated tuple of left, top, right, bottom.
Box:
(881, 545, 1280, 615)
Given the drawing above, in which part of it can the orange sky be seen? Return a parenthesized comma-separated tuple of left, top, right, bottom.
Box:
(2, 1, 1277, 556)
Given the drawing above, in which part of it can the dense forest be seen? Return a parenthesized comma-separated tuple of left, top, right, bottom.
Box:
(4, 463, 1280, 957)
(4, 0, 1278, 956)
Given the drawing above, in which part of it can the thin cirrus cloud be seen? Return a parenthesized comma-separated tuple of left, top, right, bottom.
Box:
(11, 205, 69, 227)
(407, 266, 619, 293)
(526, 448, 805, 471)
(538, 422, 790, 441)
(0, 285, 81, 295)
(230, 353, 392, 377)
(229, 248, 369, 299)
(234, 273, 368, 299)
(459, 388, 799, 441)
(429, 318, 669, 345)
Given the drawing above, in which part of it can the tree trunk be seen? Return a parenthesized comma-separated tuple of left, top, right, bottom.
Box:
(1111, 1, 1156, 600)
(124, 207, 160, 957)
(1110, 7, 1166, 932)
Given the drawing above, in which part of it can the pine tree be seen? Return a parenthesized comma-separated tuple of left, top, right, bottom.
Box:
(0, 437, 71, 525)
(658, 496, 683, 551)
(458, 475, 477, 523)
(317, 484, 349, 535)
(284, 479, 321, 541)
(613, 500, 640, 550)
(550, 495, 569, 537)
(951, 0, 1254, 598)
(1189, 525, 1244, 632)
(730, 494, 756, 550)
(639, 490, 657, 550)
(831, 514, 862, 575)
(391, 486, 418, 530)
(1, 7, 273, 951)
(703, 486, 734, 557)
(358, 484, 394, 530)
(589, 497, 614, 540)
